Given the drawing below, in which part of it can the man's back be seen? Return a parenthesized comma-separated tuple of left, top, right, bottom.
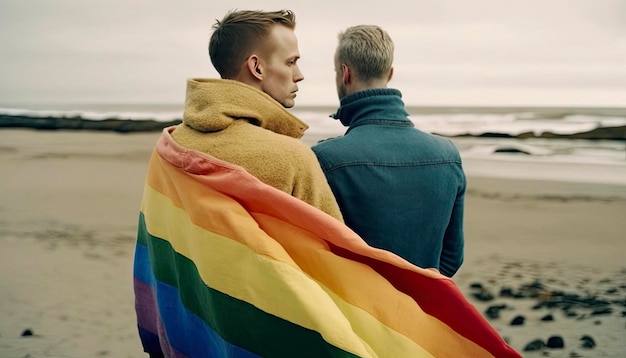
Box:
(316, 24, 465, 276)
(313, 114, 465, 276)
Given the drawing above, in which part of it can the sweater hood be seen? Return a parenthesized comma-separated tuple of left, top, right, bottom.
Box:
(183, 78, 308, 139)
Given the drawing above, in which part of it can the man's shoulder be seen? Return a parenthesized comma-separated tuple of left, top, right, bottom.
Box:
(226, 122, 317, 164)
(316, 135, 344, 144)
(418, 130, 459, 149)
(311, 135, 347, 155)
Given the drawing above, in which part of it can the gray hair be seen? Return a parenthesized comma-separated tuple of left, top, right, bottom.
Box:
(336, 25, 394, 82)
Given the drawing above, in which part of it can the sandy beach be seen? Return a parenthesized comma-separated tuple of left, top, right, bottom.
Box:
(1, 129, 625, 357)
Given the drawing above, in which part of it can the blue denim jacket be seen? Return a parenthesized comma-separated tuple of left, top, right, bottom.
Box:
(312, 88, 465, 276)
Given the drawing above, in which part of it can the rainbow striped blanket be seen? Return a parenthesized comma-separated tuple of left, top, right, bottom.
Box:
(133, 127, 521, 358)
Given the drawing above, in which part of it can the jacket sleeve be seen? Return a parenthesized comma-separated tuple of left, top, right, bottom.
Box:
(439, 170, 466, 277)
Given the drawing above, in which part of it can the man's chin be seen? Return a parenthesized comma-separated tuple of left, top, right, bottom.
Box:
(282, 99, 295, 109)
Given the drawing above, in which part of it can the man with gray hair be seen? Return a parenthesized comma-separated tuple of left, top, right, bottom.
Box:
(312, 25, 466, 277)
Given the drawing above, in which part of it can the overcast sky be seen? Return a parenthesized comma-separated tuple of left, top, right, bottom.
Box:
(1, 0, 625, 107)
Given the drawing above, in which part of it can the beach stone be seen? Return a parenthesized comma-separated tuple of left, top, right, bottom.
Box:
(485, 304, 507, 319)
(576, 313, 588, 320)
(518, 280, 546, 298)
(21, 329, 33, 337)
(469, 282, 484, 290)
(512, 292, 527, 299)
(546, 335, 564, 348)
(591, 306, 612, 315)
(540, 313, 554, 321)
(523, 339, 546, 352)
(494, 146, 531, 154)
(499, 287, 514, 297)
(580, 335, 596, 349)
(532, 302, 546, 310)
(606, 287, 619, 294)
(586, 298, 611, 308)
(510, 315, 525, 326)
(472, 290, 494, 302)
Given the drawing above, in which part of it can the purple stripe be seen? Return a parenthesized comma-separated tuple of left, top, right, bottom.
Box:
(135, 278, 185, 357)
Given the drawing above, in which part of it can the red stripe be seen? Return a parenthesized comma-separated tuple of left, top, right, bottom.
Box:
(329, 243, 521, 358)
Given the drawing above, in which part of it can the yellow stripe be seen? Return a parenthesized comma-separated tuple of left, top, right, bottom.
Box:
(322, 285, 435, 358)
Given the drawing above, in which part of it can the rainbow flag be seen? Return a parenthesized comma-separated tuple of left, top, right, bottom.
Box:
(133, 128, 521, 358)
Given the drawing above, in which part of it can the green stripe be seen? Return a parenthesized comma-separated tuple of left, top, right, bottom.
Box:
(137, 213, 360, 358)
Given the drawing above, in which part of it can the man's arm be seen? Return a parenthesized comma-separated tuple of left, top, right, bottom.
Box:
(439, 177, 466, 277)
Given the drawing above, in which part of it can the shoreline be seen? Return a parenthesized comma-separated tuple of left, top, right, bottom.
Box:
(2, 114, 626, 140)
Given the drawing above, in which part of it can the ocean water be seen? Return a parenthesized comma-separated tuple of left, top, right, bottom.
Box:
(1, 104, 625, 186)
(296, 106, 626, 186)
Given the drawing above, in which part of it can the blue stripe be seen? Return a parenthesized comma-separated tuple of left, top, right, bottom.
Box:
(134, 242, 260, 358)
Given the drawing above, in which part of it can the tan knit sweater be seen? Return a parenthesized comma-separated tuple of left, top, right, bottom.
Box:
(171, 78, 343, 222)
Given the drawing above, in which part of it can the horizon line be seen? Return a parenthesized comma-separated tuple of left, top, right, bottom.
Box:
(1, 101, 626, 111)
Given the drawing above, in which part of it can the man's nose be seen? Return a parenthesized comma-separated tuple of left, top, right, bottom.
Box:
(294, 66, 304, 82)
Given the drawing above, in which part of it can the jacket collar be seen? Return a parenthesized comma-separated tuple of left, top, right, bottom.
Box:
(331, 88, 411, 128)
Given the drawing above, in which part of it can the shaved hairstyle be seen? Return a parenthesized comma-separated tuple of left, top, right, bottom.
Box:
(336, 25, 394, 82)
(208, 9, 296, 79)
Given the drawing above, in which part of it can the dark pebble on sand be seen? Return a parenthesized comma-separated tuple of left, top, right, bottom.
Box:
(591, 306, 613, 315)
(485, 304, 507, 319)
(523, 339, 546, 352)
(499, 287, 514, 297)
(21, 329, 33, 337)
(546, 335, 565, 348)
(614, 298, 626, 306)
(580, 335, 596, 349)
(472, 290, 494, 302)
(563, 309, 579, 318)
(605, 287, 619, 294)
(532, 302, 545, 310)
(510, 315, 525, 326)
(540, 313, 554, 321)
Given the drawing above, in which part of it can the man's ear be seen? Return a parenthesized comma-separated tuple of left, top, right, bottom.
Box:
(341, 63, 351, 84)
(247, 55, 263, 80)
